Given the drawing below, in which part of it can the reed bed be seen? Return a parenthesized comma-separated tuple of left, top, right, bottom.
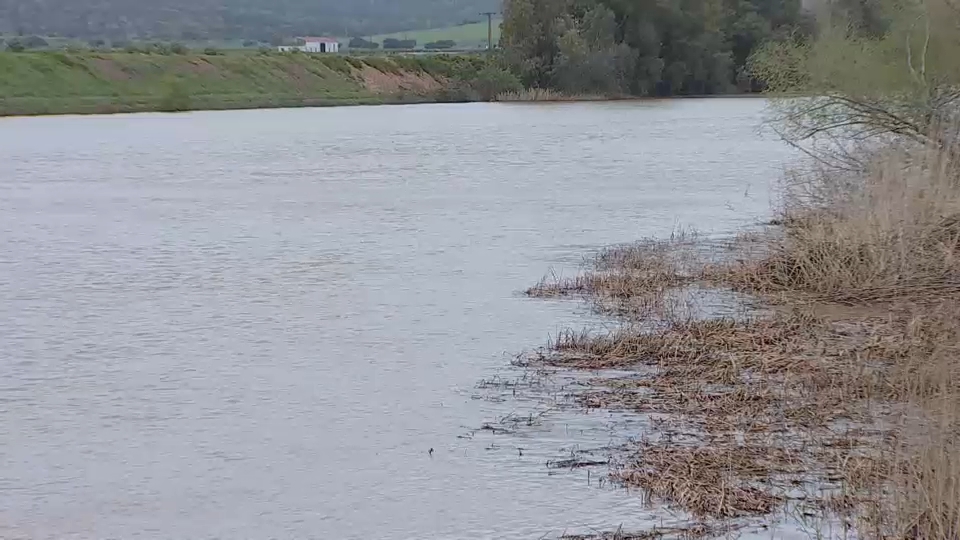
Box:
(525, 138, 960, 538)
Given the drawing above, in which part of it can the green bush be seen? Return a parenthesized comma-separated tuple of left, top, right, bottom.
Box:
(383, 38, 416, 50)
(348, 37, 379, 49)
(203, 47, 221, 55)
(468, 65, 523, 100)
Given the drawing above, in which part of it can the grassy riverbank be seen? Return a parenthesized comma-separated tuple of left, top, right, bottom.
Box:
(0, 51, 490, 116)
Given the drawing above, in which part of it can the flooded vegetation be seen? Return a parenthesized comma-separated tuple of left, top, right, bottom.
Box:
(523, 142, 960, 537)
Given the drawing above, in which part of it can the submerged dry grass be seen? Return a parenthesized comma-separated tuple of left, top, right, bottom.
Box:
(495, 88, 609, 102)
(525, 139, 960, 537)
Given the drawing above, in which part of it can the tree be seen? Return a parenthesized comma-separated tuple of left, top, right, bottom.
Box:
(550, 4, 639, 94)
(501, 0, 808, 96)
(383, 38, 416, 49)
(349, 37, 380, 49)
(425, 39, 457, 49)
(750, 0, 960, 166)
(500, 0, 569, 88)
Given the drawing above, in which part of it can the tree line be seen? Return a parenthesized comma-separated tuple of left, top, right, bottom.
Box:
(499, 0, 817, 96)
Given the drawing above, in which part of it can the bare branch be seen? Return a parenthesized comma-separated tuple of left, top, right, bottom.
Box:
(921, 9, 930, 84)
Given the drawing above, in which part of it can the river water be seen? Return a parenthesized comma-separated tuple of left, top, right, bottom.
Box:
(0, 100, 793, 539)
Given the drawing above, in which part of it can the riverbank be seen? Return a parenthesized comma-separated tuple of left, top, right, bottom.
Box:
(526, 140, 960, 537)
(0, 51, 490, 116)
(0, 50, 773, 117)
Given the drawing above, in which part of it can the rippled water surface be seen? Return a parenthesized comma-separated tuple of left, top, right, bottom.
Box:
(0, 100, 793, 539)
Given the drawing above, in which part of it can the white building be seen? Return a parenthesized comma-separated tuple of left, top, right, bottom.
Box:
(278, 37, 340, 53)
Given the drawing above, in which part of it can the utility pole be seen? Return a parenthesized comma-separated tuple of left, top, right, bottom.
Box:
(480, 11, 497, 51)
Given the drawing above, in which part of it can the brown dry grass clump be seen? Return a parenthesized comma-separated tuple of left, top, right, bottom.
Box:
(527, 238, 698, 299)
(495, 88, 609, 102)
(560, 523, 718, 540)
(526, 234, 707, 317)
(526, 139, 960, 538)
(612, 442, 799, 518)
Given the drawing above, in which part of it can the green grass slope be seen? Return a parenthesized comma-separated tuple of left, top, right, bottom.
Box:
(0, 51, 468, 115)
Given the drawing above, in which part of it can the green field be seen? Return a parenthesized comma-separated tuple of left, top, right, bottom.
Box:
(0, 51, 479, 116)
(369, 20, 502, 49)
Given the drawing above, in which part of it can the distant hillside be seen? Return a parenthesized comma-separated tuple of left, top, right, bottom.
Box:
(370, 19, 501, 49)
(0, 0, 499, 41)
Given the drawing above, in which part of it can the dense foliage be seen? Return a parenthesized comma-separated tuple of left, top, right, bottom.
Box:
(425, 39, 458, 49)
(0, 0, 498, 41)
(349, 37, 380, 50)
(383, 38, 418, 49)
(500, 0, 814, 96)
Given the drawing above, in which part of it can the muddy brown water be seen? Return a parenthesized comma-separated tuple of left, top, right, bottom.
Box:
(0, 100, 794, 539)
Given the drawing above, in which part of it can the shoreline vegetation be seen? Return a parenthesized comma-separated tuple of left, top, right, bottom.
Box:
(530, 149, 960, 538)
(0, 49, 659, 118)
(0, 47, 770, 118)
(519, 0, 960, 536)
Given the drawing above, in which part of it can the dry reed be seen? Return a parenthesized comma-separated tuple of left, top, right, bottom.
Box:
(720, 147, 960, 304)
(495, 88, 609, 102)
